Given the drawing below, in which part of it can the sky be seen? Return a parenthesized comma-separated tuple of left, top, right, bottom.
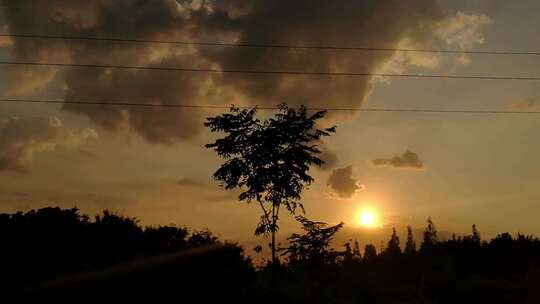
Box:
(0, 0, 539, 247)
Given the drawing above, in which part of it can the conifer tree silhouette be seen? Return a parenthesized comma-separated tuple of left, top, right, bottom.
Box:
(385, 227, 401, 256)
(405, 225, 416, 254)
(421, 217, 438, 251)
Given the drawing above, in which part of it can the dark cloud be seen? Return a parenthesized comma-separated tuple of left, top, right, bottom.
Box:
(372, 150, 423, 169)
(511, 97, 537, 109)
(203, 0, 443, 108)
(0, 116, 97, 172)
(327, 166, 363, 199)
(1, 0, 483, 144)
(1, 0, 219, 144)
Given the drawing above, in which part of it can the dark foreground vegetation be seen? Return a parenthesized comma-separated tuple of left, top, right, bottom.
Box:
(1, 207, 540, 303)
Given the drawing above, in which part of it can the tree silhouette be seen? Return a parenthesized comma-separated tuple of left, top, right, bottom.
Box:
(353, 240, 361, 258)
(384, 227, 401, 256)
(281, 216, 344, 267)
(471, 224, 481, 244)
(405, 225, 416, 254)
(363, 244, 377, 261)
(2, 206, 540, 303)
(205, 104, 336, 264)
(0, 207, 253, 303)
(187, 229, 220, 247)
(343, 241, 354, 262)
(142, 225, 189, 253)
(343, 239, 362, 263)
(421, 217, 438, 252)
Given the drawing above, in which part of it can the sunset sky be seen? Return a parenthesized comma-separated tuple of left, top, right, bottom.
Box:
(1, 0, 539, 244)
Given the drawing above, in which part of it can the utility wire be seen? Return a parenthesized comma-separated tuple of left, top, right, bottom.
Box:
(1, 33, 540, 56)
(2, 98, 540, 115)
(1, 60, 539, 81)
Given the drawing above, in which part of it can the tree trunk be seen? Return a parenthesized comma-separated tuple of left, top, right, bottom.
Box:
(270, 218, 277, 289)
(270, 203, 277, 266)
(271, 228, 276, 264)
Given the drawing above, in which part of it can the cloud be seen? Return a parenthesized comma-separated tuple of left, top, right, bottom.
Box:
(327, 166, 363, 199)
(372, 150, 423, 169)
(176, 178, 205, 188)
(0, 189, 135, 213)
(204, 193, 238, 203)
(375, 11, 491, 79)
(78, 148, 98, 158)
(511, 97, 538, 109)
(433, 12, 492, 49)
(317, 142, 338, 171)
(0, 116, 97, 172)
(1, 1, 491, 144)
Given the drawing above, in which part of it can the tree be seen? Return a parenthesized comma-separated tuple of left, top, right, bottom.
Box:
(205, 104, 336, 264)
(363, 244, 377, 262)
(281, 216, 344, 267)
(405, 225, 416, 254)
(343, 239, 362, 263)
(471, 224, 481, 244)
(353, 240, 361, 258)
(187, 229, 220, 247)
(420, 217, 438, 251)
(384, 227, 401, 256)
(343, 241, 353, 262)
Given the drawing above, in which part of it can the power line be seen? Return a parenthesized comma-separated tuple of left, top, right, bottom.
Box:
(2, 98, 540, 115)
(1, 60, 540, 81)
(2, 33, 540, 56)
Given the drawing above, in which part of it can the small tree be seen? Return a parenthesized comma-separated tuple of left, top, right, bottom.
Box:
(343, 239, 361, 263)
(405, 225, 416, 254)
(471, 224, 481, 244)
(281, 216, 344, 267)
(420, 217, 438, 251)
(343, 241, 353, 262)
(363, 244, 377, 262)
(384, 227, 401, 256)
(205, 104, 336, 264)
(353, 240, 361, 258)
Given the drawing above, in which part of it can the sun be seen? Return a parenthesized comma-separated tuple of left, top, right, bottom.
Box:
(356, 208, 379, 228)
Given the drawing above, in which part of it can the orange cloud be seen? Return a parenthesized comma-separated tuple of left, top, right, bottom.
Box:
(372, 150, 423, 169)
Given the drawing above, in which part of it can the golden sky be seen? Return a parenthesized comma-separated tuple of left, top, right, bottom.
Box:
(1, 0, 539, 244)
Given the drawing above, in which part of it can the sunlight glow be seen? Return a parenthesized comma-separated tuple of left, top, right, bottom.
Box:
(356, 208, 379, 228)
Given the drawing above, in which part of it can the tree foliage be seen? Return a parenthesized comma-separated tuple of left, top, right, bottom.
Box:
(0, 207, 253, 303)
(405, 225, 416, 254)
(421, 217, 438, 251)
(363, 244, 378, 261)
(205, 104, 336, 262)
(384, 227, 401, 256)
(471, 224, 481, 244)
(280, 216, 344, 267)
(2, 207, 540, 303)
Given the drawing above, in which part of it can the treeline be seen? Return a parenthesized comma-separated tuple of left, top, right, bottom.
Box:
(1, 207, 540, 303)
(0, 207, 253, 303)
(274, 216, 540, 303)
